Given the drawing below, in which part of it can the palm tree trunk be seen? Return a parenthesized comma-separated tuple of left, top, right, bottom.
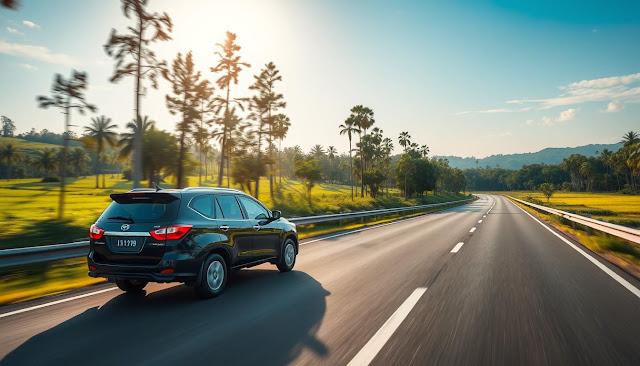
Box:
(59, 104, 70, 219)
(349, 138, 353, 200)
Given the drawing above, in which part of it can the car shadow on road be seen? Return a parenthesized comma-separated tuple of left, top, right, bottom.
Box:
(1, 270, 330, 366)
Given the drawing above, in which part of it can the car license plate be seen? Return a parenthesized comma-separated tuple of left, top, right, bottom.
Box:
(109, 237, 143, 253)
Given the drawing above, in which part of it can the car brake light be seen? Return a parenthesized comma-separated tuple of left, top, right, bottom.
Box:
(89, 265, 96, 271)
(160, 269, 174, 274)
(149, 224, 193, 240)
(89, 224, 104, 240)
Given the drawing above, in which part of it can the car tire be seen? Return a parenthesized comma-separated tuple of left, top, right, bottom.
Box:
(115, 279, 148, 293)
(277, 238, 296, 272)
(195, 254, 228, 299)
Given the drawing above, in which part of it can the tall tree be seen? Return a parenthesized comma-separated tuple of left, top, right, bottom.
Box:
(1, 116, 16, 137)
(194, 81, 215, 186)
(398, 131, 411, 152)
(104, 0, 172, 188)
(164, 51, 208, 188)
(339, 116, 360, 200)
(310, 144, 325, 160)
(210, 31, 250, 186)
(68, 146, 90, 177)
(249, 62, 286, 197)
(420, 145, 430, 158)
(621, 131, 639, 147)
(273, 114, 291, 184)
(37, 70, 96, 219)
(118, 116, 155, 160)
(351, 105, 374, 197)
(327, 146, 337, 182)
(84, 116, 118, 188)
(0, 144, 23, 180)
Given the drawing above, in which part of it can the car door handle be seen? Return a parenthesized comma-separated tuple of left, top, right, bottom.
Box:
(253, 225, 261, 231)
(220, 225, 229, 232)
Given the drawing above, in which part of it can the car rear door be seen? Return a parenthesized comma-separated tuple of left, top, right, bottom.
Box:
(236, 195, 281, 259)
(92, 192, 180, 266)
(214, 194, 255, 264)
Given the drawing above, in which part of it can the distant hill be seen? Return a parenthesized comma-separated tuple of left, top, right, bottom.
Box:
(436, 143, 623, 170)
(0, 136, 64, 156)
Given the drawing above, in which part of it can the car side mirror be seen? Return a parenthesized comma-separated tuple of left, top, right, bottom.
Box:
(272, 210, 282, 220)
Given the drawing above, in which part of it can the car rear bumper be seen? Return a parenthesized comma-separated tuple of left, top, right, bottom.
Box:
(88, 270, 197, 283)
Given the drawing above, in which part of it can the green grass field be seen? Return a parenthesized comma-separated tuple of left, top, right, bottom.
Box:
(502, 191, 640, 229)
(0, 137, 65, 156)
(0, 175, 467, 249)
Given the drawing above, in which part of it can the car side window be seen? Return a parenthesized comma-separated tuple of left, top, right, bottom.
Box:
(237, 196, 269, 220)
(189, 195, 215, 218)
(216, 195, 244, 220)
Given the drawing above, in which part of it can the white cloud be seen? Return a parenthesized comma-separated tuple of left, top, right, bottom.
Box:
(21, 63, 38, 71)
(557, 108, 577, 122)
(6, 27, 23, 36)
(459, 72, 640, 115)
(0, 40, 76, 65)
(22, 20, 40, 29)
(604, 100, 622, 113)
(526, 119, 534, 126)
(542, 116, 553, 126)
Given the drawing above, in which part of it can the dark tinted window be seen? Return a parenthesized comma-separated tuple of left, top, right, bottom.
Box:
(237, 196, 269, 220)
(100, 200, 180, 223)
(216, 195, 244, 219)
(189, 195, 214, 218)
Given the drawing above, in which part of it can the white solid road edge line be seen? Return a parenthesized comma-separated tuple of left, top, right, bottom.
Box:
(469, 227, 476, 233)
(0, 287, 119, 319)
(347, 287, 428, 366)
(451, 242, 464, 253)
(509, 199, 640, 299)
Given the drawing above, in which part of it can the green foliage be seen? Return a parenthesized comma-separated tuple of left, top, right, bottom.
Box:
(539, 183, 555, 202)
(294, 158, 322, 204)
(41, 176, 60, 183)
(363, 168, 386, 198)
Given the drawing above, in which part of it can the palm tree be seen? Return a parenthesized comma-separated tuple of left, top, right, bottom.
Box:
(621, 131, 639, 147)
(68, 146, 90, 177)
(32, 149, 58, 176)
(420, 145, 430, 157)
(0, 144, 23, 180)
(339, 116, 360, 200)
(311, 144, 325, 160)
(327, 146, 337, 182)
(104, 0, 172, 188)
(399, 131, 411, 152)
(351, 105, 374, 197)
(211, 31, 251, 187)
(37, 70, 96, 219)
(273, 114, 291, 184)
(84, 116, 118, 188)
(118, 116, 155, 160)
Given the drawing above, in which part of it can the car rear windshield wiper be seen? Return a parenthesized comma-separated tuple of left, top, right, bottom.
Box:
(107, 216, 135, 223)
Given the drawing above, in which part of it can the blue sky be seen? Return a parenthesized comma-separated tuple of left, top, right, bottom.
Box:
(0, 0, 638, 158)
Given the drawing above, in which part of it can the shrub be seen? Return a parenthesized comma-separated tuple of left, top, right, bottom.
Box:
(122, 168, 132, 181)
(41, 176, 60, 183)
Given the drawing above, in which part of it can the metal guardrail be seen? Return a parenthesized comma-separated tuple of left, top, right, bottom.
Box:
(0, 198, 473, 268)
(508, 196, 640, 245)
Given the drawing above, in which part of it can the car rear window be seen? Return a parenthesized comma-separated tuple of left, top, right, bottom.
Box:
(100, 193, 181, 223)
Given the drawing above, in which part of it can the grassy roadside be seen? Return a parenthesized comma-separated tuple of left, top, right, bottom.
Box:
(0, 197, 473, 306)
(506, 196, 640, 280)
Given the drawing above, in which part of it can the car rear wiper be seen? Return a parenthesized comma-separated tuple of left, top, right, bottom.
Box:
(107, 216, 135, 223)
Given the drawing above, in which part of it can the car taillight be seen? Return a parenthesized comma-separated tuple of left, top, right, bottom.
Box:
(89, 224, 104, 240)
(149, 224, 193, 241)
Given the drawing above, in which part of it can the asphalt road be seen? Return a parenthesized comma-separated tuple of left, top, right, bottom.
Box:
(1, 195, 639, 365)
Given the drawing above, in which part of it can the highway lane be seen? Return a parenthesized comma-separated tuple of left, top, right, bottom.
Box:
(1, 195, 639, 365)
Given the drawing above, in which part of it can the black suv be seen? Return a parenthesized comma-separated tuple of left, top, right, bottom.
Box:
(87, 187, 298, 298)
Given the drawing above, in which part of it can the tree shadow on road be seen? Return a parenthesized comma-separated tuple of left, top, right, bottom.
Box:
(1, 270, 330, 366)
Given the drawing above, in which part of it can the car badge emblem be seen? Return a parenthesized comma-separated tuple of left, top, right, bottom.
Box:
(121, 224, 130, 231)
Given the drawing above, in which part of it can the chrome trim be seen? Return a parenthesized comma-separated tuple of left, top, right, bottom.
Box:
(104, 231, 151, 237)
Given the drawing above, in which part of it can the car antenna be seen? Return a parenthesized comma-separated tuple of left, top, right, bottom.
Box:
(154, 183, 163, 192)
